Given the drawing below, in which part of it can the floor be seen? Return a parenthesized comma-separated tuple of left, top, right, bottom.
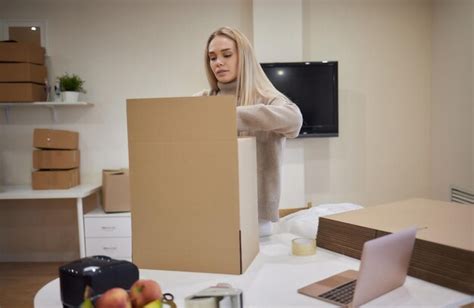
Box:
(0, 262, 63, 308)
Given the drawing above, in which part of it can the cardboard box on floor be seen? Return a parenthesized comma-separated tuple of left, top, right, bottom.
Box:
(102, 169, 131, 213)
(127, 96, 259, 274)
(317, 199, 474, 294)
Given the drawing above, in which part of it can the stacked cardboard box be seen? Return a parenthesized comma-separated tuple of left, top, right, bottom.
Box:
(32, 129, 80, 190)
(0, 42, 47, 102)
(316, 199, 474, 294)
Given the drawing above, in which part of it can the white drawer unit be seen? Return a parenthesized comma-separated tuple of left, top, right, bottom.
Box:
(85, 217, 131, 238)
(85, 237, 132, 259)
(84, 207, 132, 260)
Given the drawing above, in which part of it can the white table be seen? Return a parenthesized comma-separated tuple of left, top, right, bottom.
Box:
(34, 233, 472, 308)
(0, 184, 101, 258)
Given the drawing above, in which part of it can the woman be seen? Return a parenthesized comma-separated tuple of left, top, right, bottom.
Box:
(196, 26, 303, 236)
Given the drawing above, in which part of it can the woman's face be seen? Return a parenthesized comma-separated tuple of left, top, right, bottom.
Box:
(208, 35, 239, 84)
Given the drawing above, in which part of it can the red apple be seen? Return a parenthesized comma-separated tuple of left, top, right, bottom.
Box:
(129, 279, 163, 308)
(96, 288, 131, 308)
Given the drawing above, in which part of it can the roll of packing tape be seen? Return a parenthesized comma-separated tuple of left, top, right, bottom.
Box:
(292, 238, 316, 256)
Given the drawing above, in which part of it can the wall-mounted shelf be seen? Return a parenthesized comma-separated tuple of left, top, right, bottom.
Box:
(0, 102, 94, 123)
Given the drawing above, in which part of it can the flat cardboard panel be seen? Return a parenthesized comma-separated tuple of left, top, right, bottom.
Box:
(0, 42, 45, 64)
(316, 199, 474, 294)
(33, 129, 79, 150)
(0, 63, 47, 83)
(127, 96, 236, 143)
(33, 150, 80, 169)
(31, 168, 80, 190)
(323, 198, 472, 251)
(128, 96, 258, 274)
(0, 83, 46, 102)
(102, 169, 131, 213)
(237, 137, 259, 271)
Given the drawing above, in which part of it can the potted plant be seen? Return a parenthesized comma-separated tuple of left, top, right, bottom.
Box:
(57, 73, 86, 103)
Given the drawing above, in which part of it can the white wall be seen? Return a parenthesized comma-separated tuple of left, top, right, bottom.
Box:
(303, 0, 433, 206)
(0, 0, 253, 185)
(431, 0, 473, 199)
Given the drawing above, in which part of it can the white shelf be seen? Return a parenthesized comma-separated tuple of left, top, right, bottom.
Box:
(0, 101, 94, 123)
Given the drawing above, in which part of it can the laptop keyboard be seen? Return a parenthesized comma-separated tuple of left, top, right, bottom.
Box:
(319, 280, 356, 304)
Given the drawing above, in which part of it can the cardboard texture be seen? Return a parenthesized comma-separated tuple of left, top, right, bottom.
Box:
(0, 42, 45, 64)
(102, 169, 131, 213)
(33, 129, 79, 150)
(32, 168, 80, 190)
(0, 63, 47, 83)
(127, 96, 259, 274)
(33, 150, 80, 169)
(0, 83, 46, 102)
(317, 198, 474, 294)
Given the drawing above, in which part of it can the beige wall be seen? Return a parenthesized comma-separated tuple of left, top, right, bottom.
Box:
(431, 0, 473, 199)
(302, 0, 433, 206)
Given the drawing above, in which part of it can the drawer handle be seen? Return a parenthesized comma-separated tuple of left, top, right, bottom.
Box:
(101, 226, 116, 231)
(103, 246, 117, 251)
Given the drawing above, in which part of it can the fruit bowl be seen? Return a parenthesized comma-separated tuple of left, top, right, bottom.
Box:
(81, 279, 176, 308)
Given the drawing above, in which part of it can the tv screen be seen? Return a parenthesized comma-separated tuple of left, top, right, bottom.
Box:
(261, 61, 338, 137)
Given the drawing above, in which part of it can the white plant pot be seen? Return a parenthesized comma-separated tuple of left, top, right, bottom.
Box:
(61, 91, 80, 103)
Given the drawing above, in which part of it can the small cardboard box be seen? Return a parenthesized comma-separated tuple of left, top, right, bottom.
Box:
(102, 169, 131, 213)
(33, 150, 80, 169)
(0, 83, 47, 102)
(317, 199, 474, 294)
(0, 63, 47, 83)
(0, 42, 45, 64)
(33, 129, 79, 150)
(127, 96, 259, 274)
(32, 168, 80, 190)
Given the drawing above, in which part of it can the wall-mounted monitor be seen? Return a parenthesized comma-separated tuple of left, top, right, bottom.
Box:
(261, 61, 339, 137)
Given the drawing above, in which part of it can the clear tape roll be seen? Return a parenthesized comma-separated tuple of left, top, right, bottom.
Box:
(292, 238, 317, 256)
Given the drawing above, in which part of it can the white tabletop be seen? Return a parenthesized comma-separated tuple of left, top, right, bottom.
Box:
(0, 183, 101, 200)
(34, 233, 472, 308)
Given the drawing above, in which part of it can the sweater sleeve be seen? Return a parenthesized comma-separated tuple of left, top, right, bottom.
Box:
(192, 89, 211, 96)
(237, 95, 303, 138)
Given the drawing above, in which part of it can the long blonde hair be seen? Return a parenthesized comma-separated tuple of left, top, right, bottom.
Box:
(205, 26, 281, 106)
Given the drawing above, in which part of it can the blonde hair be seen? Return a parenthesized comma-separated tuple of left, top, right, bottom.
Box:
(205, 26, 281, 106)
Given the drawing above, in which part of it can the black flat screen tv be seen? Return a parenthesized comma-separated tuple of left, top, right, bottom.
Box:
(261, 61, 338, 137)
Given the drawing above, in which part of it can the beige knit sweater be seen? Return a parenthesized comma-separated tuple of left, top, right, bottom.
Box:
(196, 81, 303, 222)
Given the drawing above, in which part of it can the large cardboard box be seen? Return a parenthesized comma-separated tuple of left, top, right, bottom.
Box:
(0, 42, 45, 64)
(317, 199, 474, 294)
(33, 150, 80, 169)
(127, 96, 259, 274)
(33, 129, 79, 150)
(0, 63, 47, 83)
(102, 169, 131, 213)
(32, 168, 80, 190)
(0, 83, 47, 102)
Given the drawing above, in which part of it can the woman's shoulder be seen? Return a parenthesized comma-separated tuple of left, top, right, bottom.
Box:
(265, 91, 293, 105)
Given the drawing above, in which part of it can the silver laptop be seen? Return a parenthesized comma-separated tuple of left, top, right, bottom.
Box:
(298, 227, 417, 307)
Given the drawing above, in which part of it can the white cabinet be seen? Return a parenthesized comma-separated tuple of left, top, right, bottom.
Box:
(84, 207, 131, 261)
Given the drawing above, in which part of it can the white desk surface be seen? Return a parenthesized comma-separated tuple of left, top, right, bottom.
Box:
(34, 233, 472, 308)
(0, 184, 101, 200)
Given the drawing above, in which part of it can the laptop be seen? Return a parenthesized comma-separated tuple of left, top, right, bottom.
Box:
(298, 227, 417, 307)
